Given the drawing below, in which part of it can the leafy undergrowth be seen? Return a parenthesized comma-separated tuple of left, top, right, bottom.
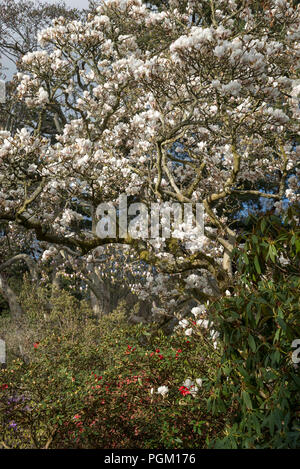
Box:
(0, 298, 225, 449)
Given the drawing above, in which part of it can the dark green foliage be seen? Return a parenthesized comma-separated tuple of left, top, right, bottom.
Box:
(208, 209, 300, 448)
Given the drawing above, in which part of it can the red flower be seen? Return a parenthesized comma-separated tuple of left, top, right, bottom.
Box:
(33, 342, 40, 349)
(179, 386, 191, 396)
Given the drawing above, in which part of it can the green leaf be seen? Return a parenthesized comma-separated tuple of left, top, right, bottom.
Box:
(254, 256, 261, 274)
(242, 391, 253, 410)
(243, 253, 249, 265)
(277, 317, 287, 332)
(261, 218, 267, 233)
(248, 335, 256, 353)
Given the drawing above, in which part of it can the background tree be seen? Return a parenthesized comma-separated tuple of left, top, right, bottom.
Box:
(0, 1, 153, 321)
(0, 0, 299, 321)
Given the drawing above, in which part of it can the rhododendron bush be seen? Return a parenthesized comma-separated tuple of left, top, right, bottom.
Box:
(207, 210, 300, 449)
(0, 294, 224, 449)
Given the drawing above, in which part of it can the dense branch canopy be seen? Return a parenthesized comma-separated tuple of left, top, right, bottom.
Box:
(0, 0, 299, 306)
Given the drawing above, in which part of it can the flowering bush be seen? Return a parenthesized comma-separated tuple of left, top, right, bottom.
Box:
(0, 294, 225, 449)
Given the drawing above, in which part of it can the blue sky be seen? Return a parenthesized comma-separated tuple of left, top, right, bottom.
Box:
(56, 0, 90, 8)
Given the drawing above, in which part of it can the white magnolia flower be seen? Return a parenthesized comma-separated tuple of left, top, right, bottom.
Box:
(183, 378, 193, 388)
(179, 319, 189, 328)
(190, 385, 199, 397)
(191, 305, 206, 317)
(196, 319, 209, 329)
(27, 164, 37, 173)
(37, 87, 49, 104)
(182, 378, 199, 397)
(157, 386, 169, 396)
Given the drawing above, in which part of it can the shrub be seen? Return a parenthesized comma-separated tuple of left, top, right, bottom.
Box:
(0, 292, 224, 449)
(207, 211, 300, 448)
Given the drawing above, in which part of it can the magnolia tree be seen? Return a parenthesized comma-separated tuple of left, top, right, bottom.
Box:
(0, 0, 299, 322)
(0, 0, 84, 317)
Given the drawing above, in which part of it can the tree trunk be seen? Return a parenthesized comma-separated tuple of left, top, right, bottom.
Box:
(222, 234, 236, 276)
(88, 267, 111, 317)
(90, 290, 103, 317)
(0, 273, 24, 319)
